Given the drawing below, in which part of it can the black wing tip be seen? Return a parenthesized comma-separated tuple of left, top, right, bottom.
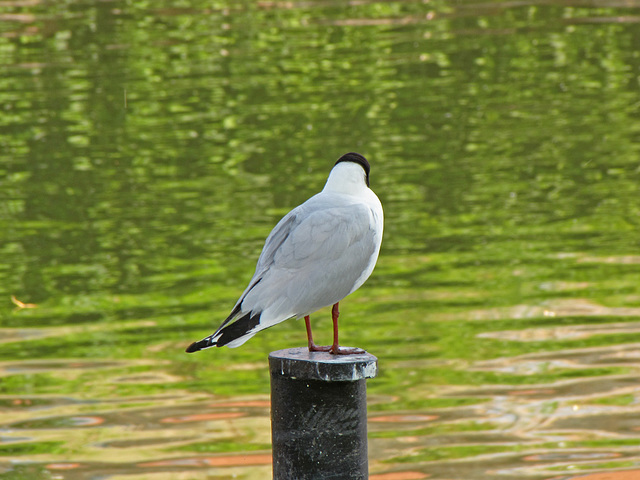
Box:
(186, 311, 261, 353)
(185, 338, 215, 353)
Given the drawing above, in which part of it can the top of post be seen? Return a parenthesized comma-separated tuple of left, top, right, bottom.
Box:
(269, 347, 378, 382)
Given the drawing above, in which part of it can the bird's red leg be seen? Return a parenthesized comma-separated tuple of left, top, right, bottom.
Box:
(305, 315, 331, 352)
(329, 302, 365, 355)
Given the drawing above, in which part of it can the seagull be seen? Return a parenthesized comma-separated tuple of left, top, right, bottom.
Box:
(186, 152, 384, 355)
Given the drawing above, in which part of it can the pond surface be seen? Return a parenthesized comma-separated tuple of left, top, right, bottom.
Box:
(1, 1, 640, 479)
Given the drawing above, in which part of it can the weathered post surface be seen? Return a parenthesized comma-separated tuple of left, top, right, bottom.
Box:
(269, 347, 378, 480)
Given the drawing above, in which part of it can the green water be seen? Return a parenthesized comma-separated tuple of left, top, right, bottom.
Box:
(1, 1, 640, 479)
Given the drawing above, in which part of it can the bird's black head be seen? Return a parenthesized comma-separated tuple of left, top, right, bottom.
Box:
(334, 152, 371, 187)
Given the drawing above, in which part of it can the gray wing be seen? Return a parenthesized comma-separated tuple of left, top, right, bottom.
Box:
(255, 209, 302, 274)
(240, 200, 379, 319)
(275, 205, 372, 269)
(228, 205, 304, 311)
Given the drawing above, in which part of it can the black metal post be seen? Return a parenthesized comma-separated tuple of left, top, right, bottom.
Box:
(269, 347, 378, 480)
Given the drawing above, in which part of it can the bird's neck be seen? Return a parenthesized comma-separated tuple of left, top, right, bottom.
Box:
(323, 164, 368, 195)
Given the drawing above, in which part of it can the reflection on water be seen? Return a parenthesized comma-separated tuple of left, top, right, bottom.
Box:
(1, 0, 640, 479)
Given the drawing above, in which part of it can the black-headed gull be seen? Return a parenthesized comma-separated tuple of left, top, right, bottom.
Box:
(186, 152, 384, 355)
